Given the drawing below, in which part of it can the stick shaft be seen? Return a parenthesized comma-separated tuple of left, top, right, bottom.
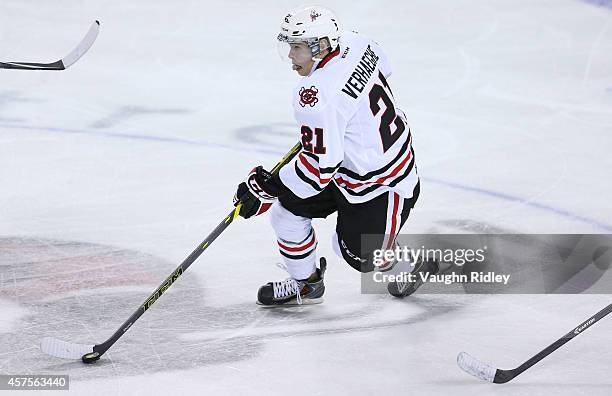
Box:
(509, 301, 612, 379)
(93, 142, 302, 357)
(492, 301, 612, 383)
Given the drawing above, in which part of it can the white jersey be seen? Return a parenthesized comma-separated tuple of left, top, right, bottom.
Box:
(279, 31, 419, 204)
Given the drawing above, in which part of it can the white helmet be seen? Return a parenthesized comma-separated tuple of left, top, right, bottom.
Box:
(277, 6, 341, 57)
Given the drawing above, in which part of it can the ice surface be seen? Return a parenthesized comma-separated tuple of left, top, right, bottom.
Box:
(0, 299, 28, 333)
(1, 0, 612, 395)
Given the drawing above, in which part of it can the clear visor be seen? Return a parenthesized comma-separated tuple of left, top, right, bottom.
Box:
(276, 34, 317, 62)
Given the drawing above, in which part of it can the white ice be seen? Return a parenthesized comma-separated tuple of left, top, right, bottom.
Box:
(1, 0, 612, 395)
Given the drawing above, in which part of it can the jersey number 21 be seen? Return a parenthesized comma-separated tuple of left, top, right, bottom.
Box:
(369, 71, 405, 153)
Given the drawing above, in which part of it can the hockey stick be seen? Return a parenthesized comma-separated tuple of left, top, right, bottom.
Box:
(40, 142, 302, 363)
(0, 20, 99, 70)
(457, 301, 612, 383)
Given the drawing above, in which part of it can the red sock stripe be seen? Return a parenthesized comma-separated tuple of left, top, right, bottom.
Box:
(277, 231, 317, 252)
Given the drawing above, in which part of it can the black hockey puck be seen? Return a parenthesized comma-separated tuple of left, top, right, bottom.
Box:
(82, 352, 101, 364)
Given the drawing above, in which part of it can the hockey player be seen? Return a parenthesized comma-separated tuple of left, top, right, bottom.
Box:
(234, 6, 437, 306)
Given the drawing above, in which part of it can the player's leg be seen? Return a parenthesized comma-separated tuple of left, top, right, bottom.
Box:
(257, 188, 337, 306)
(331, 183, 418, 272)
(332, 182, 437, 296)
(378, 183, 440, 297)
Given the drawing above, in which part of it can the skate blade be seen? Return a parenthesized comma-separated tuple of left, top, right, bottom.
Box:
(256, 297, 323, 307)
(388, 281, 423, 298)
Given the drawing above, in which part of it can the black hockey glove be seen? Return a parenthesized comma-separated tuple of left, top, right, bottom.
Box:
(233, 166, 287, 219)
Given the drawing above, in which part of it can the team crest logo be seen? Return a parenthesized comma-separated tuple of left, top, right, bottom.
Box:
(299, 86, 319, 107)
(310, 10, 321, 21)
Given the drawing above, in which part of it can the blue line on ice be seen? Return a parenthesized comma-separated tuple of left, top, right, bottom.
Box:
(3, 122, 612, 232)
(582, 0, 612, 9)
(424, 176, 612, 232)
(0, 123, 285, 156)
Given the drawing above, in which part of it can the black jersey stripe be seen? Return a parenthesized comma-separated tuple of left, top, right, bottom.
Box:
(337, 130, 412, 181)
(335, 150, 415, 197)
(295, 162, 324, 192)
(335, 146, 414, 193)
(297, 154, 342, 186)
(389, 149, 416, 188)
(320, 162, 343, 174)
(300, 152, 342, 174)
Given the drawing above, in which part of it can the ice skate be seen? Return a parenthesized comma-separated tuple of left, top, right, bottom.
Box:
(257, 258, 327, 306)
(387, 257, 439, 298)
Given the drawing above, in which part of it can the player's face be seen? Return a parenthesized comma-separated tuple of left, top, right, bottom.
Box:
(288, 42, 314, 76)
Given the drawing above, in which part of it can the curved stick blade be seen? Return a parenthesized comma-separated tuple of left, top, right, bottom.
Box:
(0, 20, 99, 70)
(61, 20, 100, 68)
(457, 352, 497, 382)
(40, 337, 94, 360)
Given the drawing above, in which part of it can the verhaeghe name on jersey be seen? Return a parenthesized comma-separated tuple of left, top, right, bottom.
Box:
(341, 45, 379, 99)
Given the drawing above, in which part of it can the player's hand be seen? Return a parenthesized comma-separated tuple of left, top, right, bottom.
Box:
(233, 166, 284, 219)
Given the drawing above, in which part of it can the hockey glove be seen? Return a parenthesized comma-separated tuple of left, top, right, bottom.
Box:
(233, 166, 287, 219)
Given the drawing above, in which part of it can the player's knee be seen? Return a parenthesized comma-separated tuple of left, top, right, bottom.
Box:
(333, 232, 375, 273)
(270, 203, 313, 243)
(269, 202, 285, 231)
(270, 202, 309, 234)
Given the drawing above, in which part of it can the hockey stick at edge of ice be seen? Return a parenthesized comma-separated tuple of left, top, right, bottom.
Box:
(39, 142, 303, 363)
(457, 301, 612, 384)
(0, 20, 100, 70)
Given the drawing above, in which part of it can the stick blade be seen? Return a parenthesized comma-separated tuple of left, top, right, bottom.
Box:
(0, 20, 99, 70)
(457, 352, 497, 382)
(61, 20, 100, 69)
(40, 337, 94, 360)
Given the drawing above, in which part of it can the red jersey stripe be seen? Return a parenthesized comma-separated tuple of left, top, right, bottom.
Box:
(335, 149, 412, 189)
(315, 47, 341, 70)
(298, 153, 333, 185)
